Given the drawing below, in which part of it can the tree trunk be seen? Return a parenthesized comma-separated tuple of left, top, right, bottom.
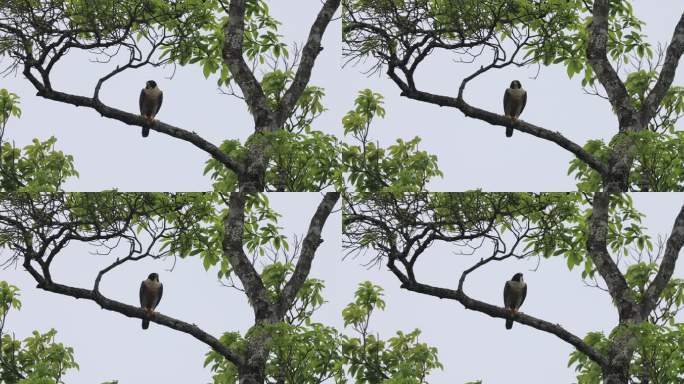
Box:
(602, 329, 637, 384)
(602, 369, 629, 384)
(238, 366, 265, 384)
(241, 142, 267, 193)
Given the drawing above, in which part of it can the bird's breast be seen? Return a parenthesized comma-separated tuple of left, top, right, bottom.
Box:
(143, 279, 161, 292)
(508, 88, 526, 100)
(144, 88, 161, 99)
(508, 281, 525, 293)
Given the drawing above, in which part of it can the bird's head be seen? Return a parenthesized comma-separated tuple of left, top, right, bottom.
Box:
(148, 272, 159, 281)
(146, 80, 157, 89)
(509, 80, 522, 89)
(512, 272, 524, 282)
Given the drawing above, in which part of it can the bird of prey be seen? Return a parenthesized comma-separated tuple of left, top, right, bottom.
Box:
(503, 80, 527, 137)
(503, 272, 527, 330)
(139, 80, 163, 138)
(139, 272, 163, 330)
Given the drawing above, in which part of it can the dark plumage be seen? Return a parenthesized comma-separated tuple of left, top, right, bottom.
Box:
(139, 80, 163, 138)
(503, 272, 527, 330)
(503, 80, 527, 137)
(139, 272, 163, 330)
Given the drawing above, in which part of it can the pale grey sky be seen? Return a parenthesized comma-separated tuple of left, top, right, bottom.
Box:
(336, 193, 684, 383)
(1, 1, 684, 383)
(1, 1, 344, 191)
(340, 0, 684, 191)
(1, 194, 683, 383)
(0, 193, 342, 384)
(2, 2, 680, 191)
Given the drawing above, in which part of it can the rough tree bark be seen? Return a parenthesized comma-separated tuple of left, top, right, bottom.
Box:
(222, 0, 340, 193)
(344, 192, 684, 384)
(0, 191, 340, 384)
(343, 1, 684, 192)
(1, 0, 340, 193)
(222, 191, 339, 384)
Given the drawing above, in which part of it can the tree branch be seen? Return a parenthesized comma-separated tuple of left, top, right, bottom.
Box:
(21, 67, 244, 175)
(222, 192, 271, 319)
(275, 0, 340, 127)
(639, 12, 684, 126)
(278, 191, 339, 315)
(586, 0, 636, 130)
(223, 0, 274, 130)
(641, 203, 684, 316)
(30, 276, 244, 366)
(586, 192, 636, 321)
(385, 259, 608, 368)
(385, 70, 610, 176)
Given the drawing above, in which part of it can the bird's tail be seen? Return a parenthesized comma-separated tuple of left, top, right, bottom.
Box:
(142, 318, 150, 329)
(506, 126, 513, 137)
(505, 317, 514, 330)
(142, 126, 150, 138)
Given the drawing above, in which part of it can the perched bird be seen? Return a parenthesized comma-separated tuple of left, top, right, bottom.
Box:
(503, 272, 527, 330)
(139, 272, 163, 330)
(139, 80, 163, 137)
(503, 80, 527, 137)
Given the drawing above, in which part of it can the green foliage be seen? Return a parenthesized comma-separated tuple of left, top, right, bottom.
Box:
(519, 193, 651, 276)
(0, 138, 79, 192)
(567, 331, 609, 384)
(0, 89, 21, 132)
(344, 0, 628, 84)
(624, 262, 684, 324)
(0, 90, 78, 191)
(204, 88, 442, 192)
(341, 282, 442, 383)
(568, 66, 684, 191)
(165, 0, 288, 86)
(205, 281, 442, 384)
(569, 322, 684, 383)
(0, 282, 79, 384)
(341, 89, 442, 192)
(528, 0, 651, 86)
(1, 0, 286, 89)
(568, 131, 684, 192)
(152, 192, 290, 281)
(0, 281, 21, 316)
(346, 192, 651, 280)
(569, 259, 684, 383)
(202, 70, 339, 192)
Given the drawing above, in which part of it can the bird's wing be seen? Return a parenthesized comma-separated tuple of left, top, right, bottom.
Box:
(139, 89, 145, 115)
(503, 280, 512, 308)
(139, 280, 146, 307)
(520, 90, 527, 114)
(154, 283, 163, 309)
(503, 88, 512, 116)
(155, 91, 163, 115)
(520, 283, 527, 307)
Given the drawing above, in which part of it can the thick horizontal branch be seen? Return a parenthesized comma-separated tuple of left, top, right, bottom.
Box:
(278, 191, 339, 314)
(387, 263, 608, 368)
(32, 278, 244, 367)
(26, 81, 244, 175)
(386, 69, 610, 176)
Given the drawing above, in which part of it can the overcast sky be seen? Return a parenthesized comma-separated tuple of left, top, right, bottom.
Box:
(1, 1, 684, 383)
(2, 1, 680, 191)
(1, 194, 683, 384)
